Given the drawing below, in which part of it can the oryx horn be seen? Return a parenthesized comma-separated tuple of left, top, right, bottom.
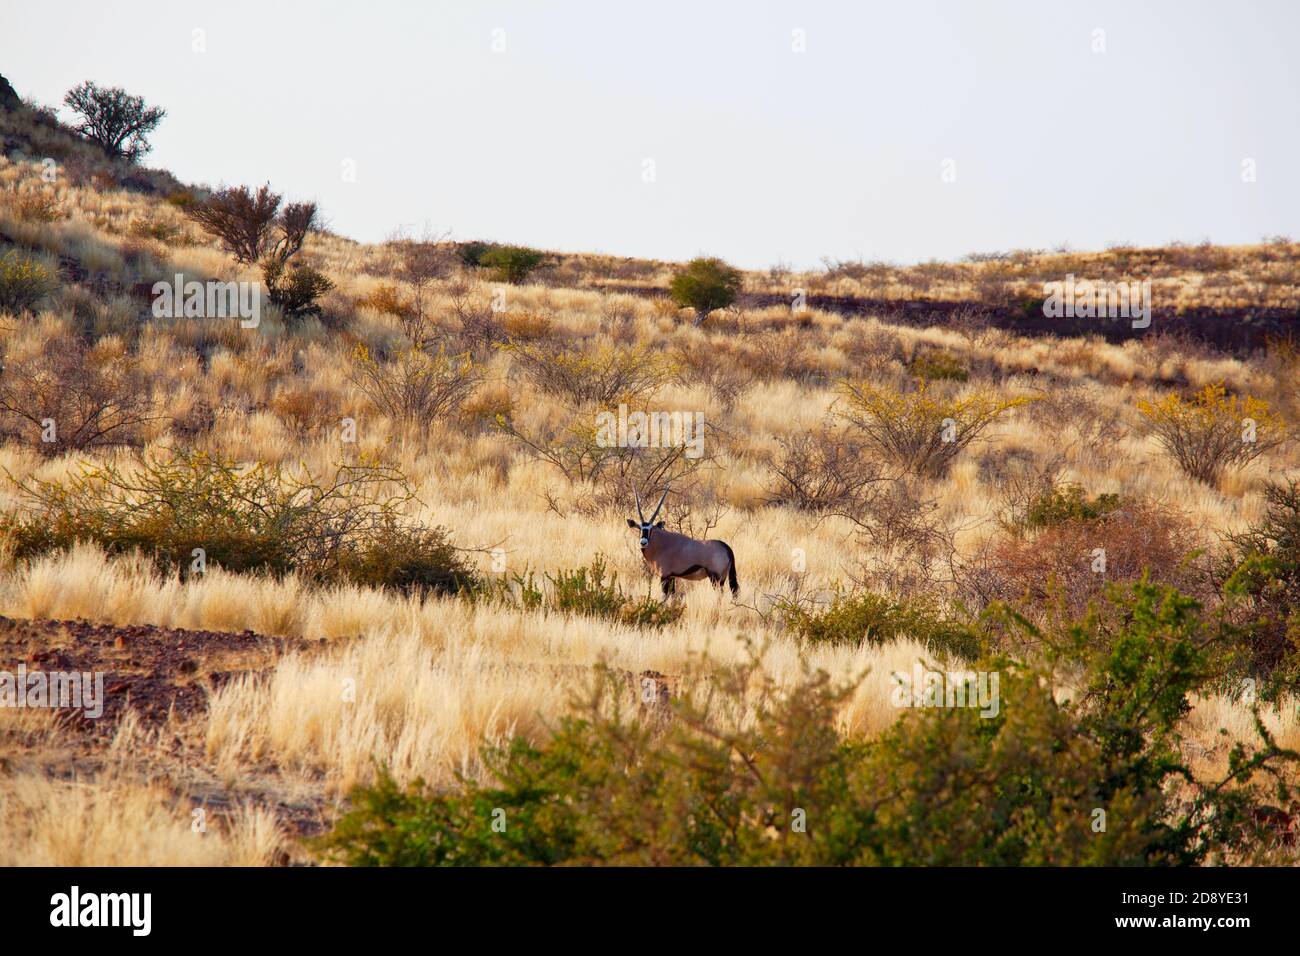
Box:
(649, 488, 669, 524)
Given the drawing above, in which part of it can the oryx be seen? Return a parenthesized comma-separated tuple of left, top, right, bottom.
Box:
(627, 489, 738, 597)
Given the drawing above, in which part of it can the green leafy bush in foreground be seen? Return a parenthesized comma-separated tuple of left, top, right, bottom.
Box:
(1219, 479, 1300, 692)
(319, 582, 1298, 866)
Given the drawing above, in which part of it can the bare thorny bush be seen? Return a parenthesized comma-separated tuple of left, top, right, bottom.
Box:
(382, 230, 460, 351)
(843, 478, 962, 598)
(991, 454, 1068, 533)
(763, 427, 886, 515)
(495, 335, 718, 510)
(947, 305, 1000, 350)
(503, 338, 677, 407)
(448, 278, 508, 356)
(348, 343, 481, 438)
(499, 412, 716, 517)
(755, 404, 981, 602)
(0, 334, 159, 455)
(672, 341, 756, 410)
(589, 439, 715, 513)
(657, 486, 729, 540)
(1024, 382, 1127, 460)
(343, 245, 487, 438)
(186, 183, 311, 266)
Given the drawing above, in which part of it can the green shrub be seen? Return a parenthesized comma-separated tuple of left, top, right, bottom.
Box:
(456, 241, 496, 268)
(264, 260, 334, 320)
(547, 556, 627, 619)
(0, 450, 475, 594)
(317, 583, 1298, 866)
(476, 556, 683, 629)
(1219, 479, 1300, 690)
(909, 350, 968, 382)
(338, 521, 477, 596)
(0, 251, 57, 314)
(777, 590, 981, 661)
(479, 245, 545, 284)
(1023, 483, 1121, 530)
(669, 256, 742, 325)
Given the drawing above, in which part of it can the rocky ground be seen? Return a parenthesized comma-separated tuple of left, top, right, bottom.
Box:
(0, 616, 332, 846)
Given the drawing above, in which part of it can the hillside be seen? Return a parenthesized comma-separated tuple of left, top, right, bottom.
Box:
(1, 81, 1299, 866)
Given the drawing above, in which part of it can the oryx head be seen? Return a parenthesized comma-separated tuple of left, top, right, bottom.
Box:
(626, 489, 668, 549)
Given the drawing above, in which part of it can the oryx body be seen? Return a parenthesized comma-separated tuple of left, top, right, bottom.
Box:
(627, 491, 738, 597)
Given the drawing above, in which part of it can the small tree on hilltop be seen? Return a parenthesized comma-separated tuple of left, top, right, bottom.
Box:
(670, 257, 742, 326)
(62, 81, 166, 162)
(480, 245, 545, 284)
(457, 241, 496, 270)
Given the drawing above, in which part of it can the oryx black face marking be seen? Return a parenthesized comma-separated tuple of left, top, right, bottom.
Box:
(626, 517, 665, 549)
(627, 489, 739, 598)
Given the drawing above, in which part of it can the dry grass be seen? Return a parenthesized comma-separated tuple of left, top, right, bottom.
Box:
(0, 775, 282, 866)
(0, 712, 283, 866)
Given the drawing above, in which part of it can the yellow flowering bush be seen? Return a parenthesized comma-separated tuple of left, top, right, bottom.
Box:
(1137, 383, 1286, 484)
(838, 380, 1030, 477)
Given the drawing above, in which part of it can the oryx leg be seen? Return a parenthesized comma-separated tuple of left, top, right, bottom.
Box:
(660, 576, 676, 597)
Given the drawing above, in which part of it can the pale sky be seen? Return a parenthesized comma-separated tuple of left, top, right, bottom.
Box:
(3, 0, 1297, 269)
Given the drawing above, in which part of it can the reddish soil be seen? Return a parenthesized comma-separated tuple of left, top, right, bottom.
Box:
(0, 615, 309, 737)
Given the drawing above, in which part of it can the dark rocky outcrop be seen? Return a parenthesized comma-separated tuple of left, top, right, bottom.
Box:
(0, 73, 23, 111)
